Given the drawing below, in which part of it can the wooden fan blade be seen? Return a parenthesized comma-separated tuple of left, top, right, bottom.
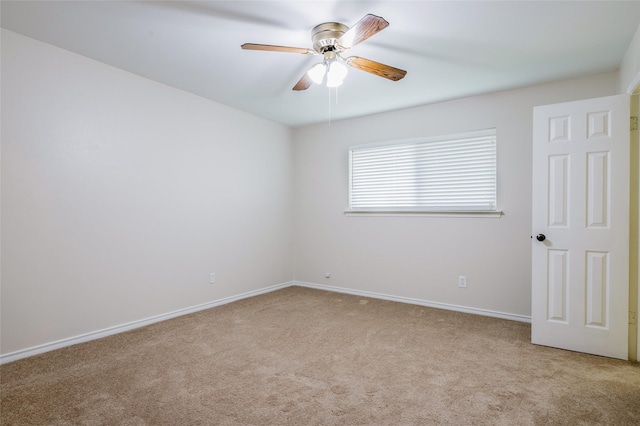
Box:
(241, 43, 315, 55)
(346, 56, 407, 81)
(293, 73, 313, 91)
(338, 14, 389, 49)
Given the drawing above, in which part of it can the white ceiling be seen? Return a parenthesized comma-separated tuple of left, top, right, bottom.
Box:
(2, 1, 640, 127)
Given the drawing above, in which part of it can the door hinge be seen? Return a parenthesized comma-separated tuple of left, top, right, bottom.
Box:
(630, 311, 637, 325)
(631, 116, 638, 131)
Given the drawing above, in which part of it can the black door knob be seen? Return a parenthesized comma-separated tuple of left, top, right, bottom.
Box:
(536, 234, 546, 241)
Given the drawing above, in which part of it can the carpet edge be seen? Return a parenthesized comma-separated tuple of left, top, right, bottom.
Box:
(0, 281, 294, 365)
(293, 281, 532, 323)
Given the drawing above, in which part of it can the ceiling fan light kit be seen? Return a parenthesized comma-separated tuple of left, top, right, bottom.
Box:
(308, 63, 327, 84)
(241, 14, 407, 91)
(308, 50, 349, 87)
(326, 58, 348, 87)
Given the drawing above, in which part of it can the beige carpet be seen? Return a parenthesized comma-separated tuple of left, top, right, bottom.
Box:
(1, 286, 639, 425)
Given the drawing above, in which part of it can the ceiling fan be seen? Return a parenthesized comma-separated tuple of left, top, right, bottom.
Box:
(241, 14, 407, 91)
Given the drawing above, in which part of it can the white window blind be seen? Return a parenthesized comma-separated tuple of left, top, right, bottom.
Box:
(349, 129, 497, 212)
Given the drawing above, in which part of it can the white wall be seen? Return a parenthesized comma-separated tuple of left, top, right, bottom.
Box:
(292, 72, 619, 318)
(0, 30, 293, 356)
(620, 22, 640, 94)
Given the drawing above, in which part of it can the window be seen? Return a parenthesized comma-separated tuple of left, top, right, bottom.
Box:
(348, 129, 497, 213)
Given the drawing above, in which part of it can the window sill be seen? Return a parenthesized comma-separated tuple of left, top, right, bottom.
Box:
(343, 210, 504, 218)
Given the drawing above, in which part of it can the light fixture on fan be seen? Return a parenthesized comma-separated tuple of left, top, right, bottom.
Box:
(307, 50, 349, 87)
(241, 14, 407, 91)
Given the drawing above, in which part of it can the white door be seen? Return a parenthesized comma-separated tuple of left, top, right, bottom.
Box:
(532, 94, 630, 360)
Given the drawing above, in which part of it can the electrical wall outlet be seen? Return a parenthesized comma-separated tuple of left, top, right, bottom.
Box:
(209, 273, 216, 284)
(458, 276, 467, 288)
(325, 272, 331, 279)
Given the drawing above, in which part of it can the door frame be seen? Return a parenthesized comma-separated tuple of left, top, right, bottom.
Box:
(630, 90, 639, 361)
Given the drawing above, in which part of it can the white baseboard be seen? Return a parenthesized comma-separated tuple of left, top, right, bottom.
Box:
(292, 281, 532, 323)
(1, 280, 530, 364)
(0, 281, 293, 365)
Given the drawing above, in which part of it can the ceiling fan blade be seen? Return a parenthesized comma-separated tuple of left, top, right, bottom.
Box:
(293, 73, 313, 91)
(346, 56, 407, 81)
(241, 43, 315, 55)
(338, 14, 389, 49)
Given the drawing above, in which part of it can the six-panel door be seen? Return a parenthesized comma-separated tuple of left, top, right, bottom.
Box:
(532, 94, 630, 360)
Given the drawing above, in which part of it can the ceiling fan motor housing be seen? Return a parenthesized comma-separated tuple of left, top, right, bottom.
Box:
(311, 22, 348, 53)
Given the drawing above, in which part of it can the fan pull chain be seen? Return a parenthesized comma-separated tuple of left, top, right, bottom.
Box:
(327, 86, 332, 126)
(327, 87, 342, 125)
